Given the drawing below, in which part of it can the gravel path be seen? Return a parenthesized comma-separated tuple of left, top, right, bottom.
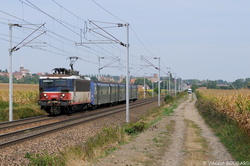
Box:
(161, 94, 235, 166)
(95, 94, 236, 166)
(183, 94, 234, 163)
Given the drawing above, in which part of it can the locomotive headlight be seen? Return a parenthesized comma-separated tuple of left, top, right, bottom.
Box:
(43, 93, 48, 99)
(61, 93, 65, 99)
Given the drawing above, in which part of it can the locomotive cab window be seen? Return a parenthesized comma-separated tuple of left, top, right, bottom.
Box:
(55, 80, 67, 87)
(42, 80, 54, 87)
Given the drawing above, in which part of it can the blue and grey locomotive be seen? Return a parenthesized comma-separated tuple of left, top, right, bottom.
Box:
(38, 68, 138, 115)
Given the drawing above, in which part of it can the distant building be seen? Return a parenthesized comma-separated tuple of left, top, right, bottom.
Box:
(118, 75, 125, 83)
(143, 84, 150, 90)
(20, 66, 31, 75)
(217, 84, 228, 87)
(149, 74, 158, 83)
(130, 78, 136, 84)
(99, 76, 115, 82)
(36, 72, 46, 76)
(13, 65, 31, 80)
(0, 72, 9, 77)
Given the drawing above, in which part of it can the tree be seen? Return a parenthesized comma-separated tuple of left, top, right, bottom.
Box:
(134, 78, 152, 88)
(232, 79, 244, 89)
(191, 83, 199, 92)
(207, 80, 218, 89)
(112, 76, 120, 81)
(0, 75, 9, 83)
(244, 78, 250, 88)
(216, 79, 229, 85)
(154, 87, 159, 94)
(90, 76, 98, 81)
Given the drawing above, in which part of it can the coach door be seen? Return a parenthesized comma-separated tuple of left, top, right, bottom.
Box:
(97, 84, 100, 105)
(73, 79, 76, 102)
(109, 85, 112, 103)
(93, 84, 98, 105)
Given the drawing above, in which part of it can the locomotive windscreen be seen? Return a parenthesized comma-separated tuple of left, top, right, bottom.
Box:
(55, 80, 67, 86)
(42, 79, 67, 87)
(42, 80, 54, 87)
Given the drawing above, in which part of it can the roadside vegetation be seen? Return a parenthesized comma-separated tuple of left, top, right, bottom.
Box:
(195, 89, 250, 162)
(25, 92, 186, 165)
(0, 83, 46, 122)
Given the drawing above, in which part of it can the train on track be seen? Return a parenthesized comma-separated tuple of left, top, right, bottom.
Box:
(38, 67, 138, 115)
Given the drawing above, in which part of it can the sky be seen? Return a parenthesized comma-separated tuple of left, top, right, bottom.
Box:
(1, 0, 250, 82)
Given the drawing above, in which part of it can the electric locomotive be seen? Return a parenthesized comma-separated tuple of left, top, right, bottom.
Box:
(38, 67, 138, 115)
(38, 68, 91, 115)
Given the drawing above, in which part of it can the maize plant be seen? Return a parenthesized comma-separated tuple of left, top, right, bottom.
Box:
(197, 89, 250, 134)
(0, 83, 38, 104)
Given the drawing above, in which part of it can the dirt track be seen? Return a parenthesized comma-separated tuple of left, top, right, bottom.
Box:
(94, 94, 235, 166)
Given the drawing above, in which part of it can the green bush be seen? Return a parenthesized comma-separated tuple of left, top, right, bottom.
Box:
(175, 91, 187, 99)
(164, 95, 174, 104)
(0, 100, 18, 109)
(0, 106, 47, 122)
(164, 91, 187, 104)
(124, 121, 147, 135)
(25, 152, 64, 166)
(163, 107, 174, 116)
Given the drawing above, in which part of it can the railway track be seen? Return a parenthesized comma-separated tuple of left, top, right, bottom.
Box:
(0, 97, 158, 135)
(0, 115, 50, 132)
(0, 115, 49, 130)
(0, 97, 161, 148)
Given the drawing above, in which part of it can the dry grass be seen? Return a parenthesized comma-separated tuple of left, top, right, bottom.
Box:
(0, 83, 38, 90)
(63, 126, 129, 166)
(197, 89, 250, 134)
(0, 83, 39, 104)
(196, 89, 250, 162)
(0, 83, 45, 122)
(181, 119, 212, 166)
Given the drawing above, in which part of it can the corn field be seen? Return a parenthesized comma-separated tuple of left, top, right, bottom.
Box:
(197, 89, 250, 134)
(0, 83, 39, 104)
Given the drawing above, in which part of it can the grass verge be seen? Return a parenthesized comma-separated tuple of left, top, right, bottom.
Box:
(25, 123, 146, 166)
(0, 101, 47, 122)
(195, 93, 250, 162)
(63, 125, 131, 165)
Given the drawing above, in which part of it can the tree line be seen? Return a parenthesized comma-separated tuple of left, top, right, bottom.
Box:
(189, 78, 250, 91)
(1, 68, 250, 90)
(0, 74, 40, 84)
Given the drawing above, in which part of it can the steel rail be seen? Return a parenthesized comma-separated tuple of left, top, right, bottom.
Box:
(0, 115, 49, 130)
